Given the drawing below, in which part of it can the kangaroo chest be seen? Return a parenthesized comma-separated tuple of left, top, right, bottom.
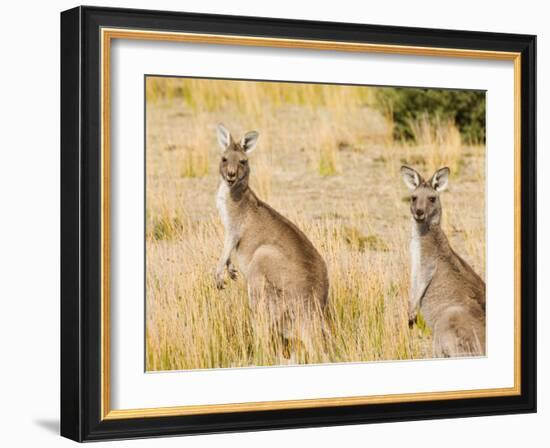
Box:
(216, 182, 233, 231)
(410, 229, 437, 313)
(216, 182, 249, 270)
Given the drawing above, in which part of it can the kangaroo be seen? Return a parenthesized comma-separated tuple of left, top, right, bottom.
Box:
(400, 166, 486, 357)
(215, 123, 329, 349)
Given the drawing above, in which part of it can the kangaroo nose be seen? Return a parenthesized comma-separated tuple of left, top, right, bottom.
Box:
(227, 171, 236, 179)
(415, 210, 425, 219)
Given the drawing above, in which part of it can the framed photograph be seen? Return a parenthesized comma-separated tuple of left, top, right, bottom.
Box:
(60, 6, 536, 442)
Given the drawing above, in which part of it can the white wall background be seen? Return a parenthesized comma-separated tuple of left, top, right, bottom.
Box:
(0, 0, 545, 446)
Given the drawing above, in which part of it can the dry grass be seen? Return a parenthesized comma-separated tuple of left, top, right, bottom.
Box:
(145, 77, 485, 371)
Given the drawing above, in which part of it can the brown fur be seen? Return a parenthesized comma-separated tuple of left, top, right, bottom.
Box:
(215, 124, 329, 344)
(401, 166, 486, 357)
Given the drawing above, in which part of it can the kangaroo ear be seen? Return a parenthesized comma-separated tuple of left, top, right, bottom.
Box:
(430, 167, 450, 191)
(241, 131, 259, 154)
(400, 166, 422, 191)
(216, 123, 232, 151)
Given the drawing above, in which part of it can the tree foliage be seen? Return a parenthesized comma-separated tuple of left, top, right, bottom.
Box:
(375, 87, 486, 144)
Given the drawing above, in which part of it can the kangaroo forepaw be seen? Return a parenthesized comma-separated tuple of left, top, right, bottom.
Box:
(408, 310, 418, 328)
(228, 266, 238, 280)
(215, 272, 226, 290)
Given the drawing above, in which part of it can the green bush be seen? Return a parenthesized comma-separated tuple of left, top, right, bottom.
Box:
(375, 87, 486, 144)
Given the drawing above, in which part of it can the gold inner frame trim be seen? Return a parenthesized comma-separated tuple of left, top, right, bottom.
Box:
(100, 27, 522, 420)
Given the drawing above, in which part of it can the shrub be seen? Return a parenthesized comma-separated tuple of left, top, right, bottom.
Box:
(375, 87, 485, 144)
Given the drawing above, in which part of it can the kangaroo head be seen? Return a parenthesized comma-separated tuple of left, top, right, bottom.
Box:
(216, 123, 259, 188)
(401, 166, 450, 226)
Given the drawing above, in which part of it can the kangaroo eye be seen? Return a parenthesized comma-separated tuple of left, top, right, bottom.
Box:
(239, 159, 248, 165)
(429, 196, 436, 203)
(411, 196, 417, 202)
(222, 157, 227, 163)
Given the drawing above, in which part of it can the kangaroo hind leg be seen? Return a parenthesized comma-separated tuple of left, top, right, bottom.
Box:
(433, 306, 483, 357)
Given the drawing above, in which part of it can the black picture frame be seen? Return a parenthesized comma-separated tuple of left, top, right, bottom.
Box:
(61, 5, 536, 442)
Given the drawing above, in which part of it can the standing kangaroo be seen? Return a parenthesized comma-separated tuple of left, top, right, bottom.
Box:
(215, 123, 329, 347)
(400, 166, 486, 357)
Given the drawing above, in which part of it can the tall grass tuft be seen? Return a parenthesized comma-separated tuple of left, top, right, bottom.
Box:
(180, 147, 209, 178)
(401, 115, 463, 175)
(318, 144, 339, 176)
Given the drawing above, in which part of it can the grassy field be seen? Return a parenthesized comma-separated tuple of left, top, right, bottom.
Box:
(145, 77, 486, 371)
